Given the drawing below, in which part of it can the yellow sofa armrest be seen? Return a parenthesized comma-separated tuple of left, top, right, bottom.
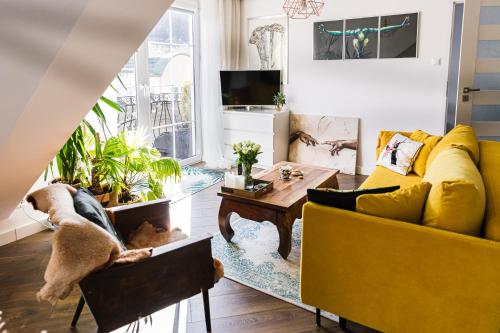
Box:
(300, 202, 500, 333)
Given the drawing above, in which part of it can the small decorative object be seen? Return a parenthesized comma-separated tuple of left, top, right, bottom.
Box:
(292, 168, 304, 178)
(279, 165, 293, 181)
(283, 0, 325, 19)
(248, 15, 288, 83)
(233, 141, 262, 190)
(273, 91, 286, 112)
(289, 114, 359, 175)
(224, 172, 235, 188)
(225, 172, 246, 190)
(235, 175, 245, 190)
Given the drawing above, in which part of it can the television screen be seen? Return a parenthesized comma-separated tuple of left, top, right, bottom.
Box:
(220, 70, 281, 106)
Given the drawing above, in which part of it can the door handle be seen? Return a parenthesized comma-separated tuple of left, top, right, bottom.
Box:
(463, 87, 481, 94)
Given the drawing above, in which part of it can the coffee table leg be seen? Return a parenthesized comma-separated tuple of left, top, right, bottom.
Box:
(276, 212, 294, 259)
(218, 199, 235, 242)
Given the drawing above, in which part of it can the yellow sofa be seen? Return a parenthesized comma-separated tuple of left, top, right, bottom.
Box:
(300, 129, 500, 333)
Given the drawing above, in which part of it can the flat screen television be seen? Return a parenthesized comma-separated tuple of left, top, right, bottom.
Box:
(220, 70, 281, 106)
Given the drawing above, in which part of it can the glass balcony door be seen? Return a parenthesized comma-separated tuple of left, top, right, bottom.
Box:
(116, 6, 201, 165)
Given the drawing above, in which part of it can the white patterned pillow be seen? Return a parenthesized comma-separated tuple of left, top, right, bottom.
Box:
(376, 133, 423, 175)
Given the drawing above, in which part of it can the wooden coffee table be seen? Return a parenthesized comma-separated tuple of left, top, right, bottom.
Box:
(217, 162, 339, 259)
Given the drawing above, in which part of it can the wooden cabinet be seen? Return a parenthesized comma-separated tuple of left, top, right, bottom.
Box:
(222, 110, 290, 168)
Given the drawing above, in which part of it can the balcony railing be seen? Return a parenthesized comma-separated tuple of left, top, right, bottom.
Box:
(117, 87, 193, 159)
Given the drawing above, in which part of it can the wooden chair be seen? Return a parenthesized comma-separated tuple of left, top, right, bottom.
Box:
(70, 199, 215, 333)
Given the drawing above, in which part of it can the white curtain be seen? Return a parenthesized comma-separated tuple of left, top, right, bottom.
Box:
(200, 0, 227, 168)
(200, 0, 241, 168)
(219, 0, 241, 69)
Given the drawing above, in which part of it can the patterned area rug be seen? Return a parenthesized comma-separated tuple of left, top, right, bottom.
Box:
(168, 166, 225, 203)
(211, 218, 337, 321)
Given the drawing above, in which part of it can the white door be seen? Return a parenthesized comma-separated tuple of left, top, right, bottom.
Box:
(454, 0, 500, 139)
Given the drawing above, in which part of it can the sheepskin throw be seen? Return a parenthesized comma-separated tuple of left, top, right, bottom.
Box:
(27, 184, 151, 304)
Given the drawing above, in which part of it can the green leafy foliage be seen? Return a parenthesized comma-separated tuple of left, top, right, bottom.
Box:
(273, 91, 286, 108)
(45, 95, 122, 186)
(92, 130, 181, 204)
(46, 86, 181, 204)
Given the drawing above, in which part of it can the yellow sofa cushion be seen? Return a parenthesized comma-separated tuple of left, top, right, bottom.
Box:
(409, 130, 442, 177)
(423, 147, 486, 236)
(356, 182, 432, 224)
(426, 124, 480, 169)
(479, 140, 500, 241)
(360, 166, 422, 190)
(375, 131, 412, 160)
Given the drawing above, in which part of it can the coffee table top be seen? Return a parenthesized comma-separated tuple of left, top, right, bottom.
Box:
(218, 161, 339, 210)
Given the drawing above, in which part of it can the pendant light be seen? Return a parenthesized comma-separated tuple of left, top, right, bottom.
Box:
(283, 0, 325, 19)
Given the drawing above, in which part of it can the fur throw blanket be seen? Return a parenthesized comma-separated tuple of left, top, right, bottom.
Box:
(127, 222, 188, 249)
(28, 184, 224, 304)
(127, 222, 224, 283)
(27, 184, 151, 304)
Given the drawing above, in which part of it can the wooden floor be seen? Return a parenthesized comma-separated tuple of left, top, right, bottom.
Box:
(0, 174, 373, 333)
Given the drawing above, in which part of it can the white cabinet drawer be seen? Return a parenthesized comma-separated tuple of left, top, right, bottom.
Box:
(223, 130, 274, 151)
(223, 112, 274, 134)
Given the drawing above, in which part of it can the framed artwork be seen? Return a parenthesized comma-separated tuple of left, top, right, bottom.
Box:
(288, 114, 359, 175)
(313, 20, 344, 60)
(312, 12, 419, 61)
(345, 16, 379, 59)
(248, 15, 288, 83)
(380, 13, 419, 58)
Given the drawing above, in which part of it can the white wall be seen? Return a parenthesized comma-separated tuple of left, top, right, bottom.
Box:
(0, 0, 175, 240)
(241, 0, 454, 174)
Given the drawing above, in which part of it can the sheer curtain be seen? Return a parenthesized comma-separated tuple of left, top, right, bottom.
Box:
(199, 0, 241, 168)
(219, 0, 241, 69)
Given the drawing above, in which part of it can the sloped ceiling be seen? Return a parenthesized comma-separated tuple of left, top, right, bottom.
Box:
(0, 0, 174, 220)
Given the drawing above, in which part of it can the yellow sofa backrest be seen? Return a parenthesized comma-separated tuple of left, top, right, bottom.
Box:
(374, 126, 500, 241)
(479, 140, 500, 242)
(426, 124, 480, 168)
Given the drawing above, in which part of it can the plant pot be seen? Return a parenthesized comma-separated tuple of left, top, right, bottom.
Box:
(118, 195, 142, 206)
(94, 192, 112, 207)
(49, 178, 82, 189)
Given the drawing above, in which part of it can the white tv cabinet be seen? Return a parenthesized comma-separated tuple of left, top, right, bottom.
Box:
(222, 109, 290, 168)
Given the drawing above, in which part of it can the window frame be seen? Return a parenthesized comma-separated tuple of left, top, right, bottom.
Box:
(134, 2, 202, 166)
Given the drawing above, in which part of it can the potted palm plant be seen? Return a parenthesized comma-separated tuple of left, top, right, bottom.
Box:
(91, 130, 182, 206)
(45, 95, 123, 188)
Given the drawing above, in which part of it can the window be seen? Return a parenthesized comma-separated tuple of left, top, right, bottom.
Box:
(116, 6, 200, 164)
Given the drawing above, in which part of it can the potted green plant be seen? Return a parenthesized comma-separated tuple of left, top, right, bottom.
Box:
(92, 130, 182, 206)
(232, 141, 262, 190)
(273, 91, 286, 112)
(45, 95, 123, 188)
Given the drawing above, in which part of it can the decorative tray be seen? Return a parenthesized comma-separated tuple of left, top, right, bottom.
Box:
(221, 179, 274, 198)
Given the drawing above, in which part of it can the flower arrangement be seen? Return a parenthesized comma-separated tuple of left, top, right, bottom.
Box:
(232, 140, 262, 189)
